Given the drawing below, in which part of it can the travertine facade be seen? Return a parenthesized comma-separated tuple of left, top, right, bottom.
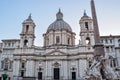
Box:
(0, 0, 120, 80)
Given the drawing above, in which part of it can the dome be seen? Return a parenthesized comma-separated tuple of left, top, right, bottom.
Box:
(47, 9, 72, 32)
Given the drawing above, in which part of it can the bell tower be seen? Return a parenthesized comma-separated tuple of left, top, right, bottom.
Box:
(79, 11, 95, 46)
(20, 14, 35, 48)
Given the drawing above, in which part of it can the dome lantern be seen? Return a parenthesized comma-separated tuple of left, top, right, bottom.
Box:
(56, 9, 63, 20)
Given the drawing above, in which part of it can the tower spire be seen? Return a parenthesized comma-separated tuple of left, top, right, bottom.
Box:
(91, 0, 100, 43)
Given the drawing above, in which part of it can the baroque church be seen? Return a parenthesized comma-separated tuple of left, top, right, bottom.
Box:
(0, 0, 120, 80)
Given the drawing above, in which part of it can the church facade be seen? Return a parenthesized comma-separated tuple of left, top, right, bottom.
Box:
(0, 0, 120, 80)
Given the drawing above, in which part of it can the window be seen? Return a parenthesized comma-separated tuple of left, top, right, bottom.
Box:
(9, 61, 12, 69)
(110, 58, 116, 68)
(26, 25, 29, 32)
(8, 43, 11, 47)
(110, 39, 112, 43)
(85, 22, 88, 29)
(106, 47, 109, 53)
(68, 38, 70, 45)
(86, 37, 90, 45)
(47, 38, 49, 45)
(4, 59, 9, 70)
(113, 59, 116, 67)
(118, 39, 120, 47)
(1, 59, 12, 70)
(0, 50, 2, 54)
(111, 46, 113, 52)
(24, 40, 28, 47)
(105, 39, 108, 44)
(1, 61, 4, 69)
(4, 43, 7, 47)
(101, 40, 103, 43)
(56, 36, 60, 44)
(12, 43, 14, 47)
(21, 62, 25, 68)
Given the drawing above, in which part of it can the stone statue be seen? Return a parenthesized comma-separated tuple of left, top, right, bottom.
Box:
(84, 56, 119, 80)
(84, 57, 102, 79)
(103, 58, 118, 79)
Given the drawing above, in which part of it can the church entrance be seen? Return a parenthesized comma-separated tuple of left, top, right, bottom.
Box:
(72, 72, 76, 80)
(53, 68, 60, 80)
(38, 72, 42, 80)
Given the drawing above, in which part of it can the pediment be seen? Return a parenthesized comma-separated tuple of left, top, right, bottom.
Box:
(45, 50, 67, 56)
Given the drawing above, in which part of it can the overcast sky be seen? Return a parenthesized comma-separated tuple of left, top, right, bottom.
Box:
(0, 0, 120, 46)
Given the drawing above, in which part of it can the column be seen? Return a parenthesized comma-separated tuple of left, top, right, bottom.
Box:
(26, 60, 35, 77)
(13, 60, 20, 80)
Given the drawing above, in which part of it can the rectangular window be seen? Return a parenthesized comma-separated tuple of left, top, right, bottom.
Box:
(26, 25, 29, 32)
(68, 38, 70, 45)
(8, 43, 11, 47)
(101, 40, 103, 43)
(56, 36, 60, 44)
(21, 62, 25, 68)
(106, 47, 109, 53)
(1, 61, 4, 69)
(4, 43, 7, 47)
(9, 61, 12, 69)
(111, 46, 113, 52)
(12, 43, 14, 47)
(110, 39, 112, 43)
(105, 39, 108, 44)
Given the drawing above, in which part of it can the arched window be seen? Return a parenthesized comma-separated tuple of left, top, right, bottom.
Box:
(24, 40, 28, 47)
(1, 59, 13, 70)
(85, 22, 88, 29)
(2, 58, 9, 70)
(86, 37, 90, 45)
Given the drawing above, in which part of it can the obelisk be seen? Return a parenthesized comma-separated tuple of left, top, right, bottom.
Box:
(91, 0, 104, 56)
